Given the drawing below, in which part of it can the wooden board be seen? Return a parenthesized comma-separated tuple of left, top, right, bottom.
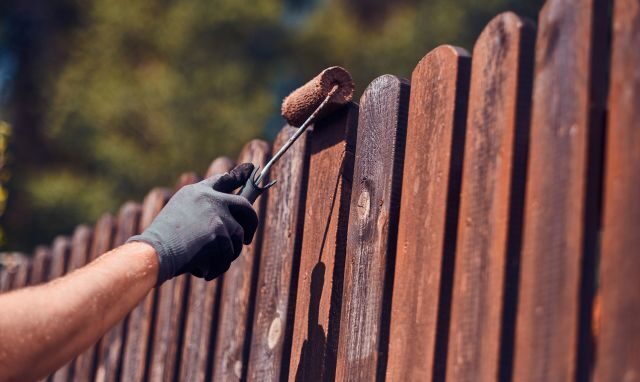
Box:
(39, 238, 71, 380)
(148, 173, 199, 381)
(52, 225, 94, 382)
(9, 254, 31, 289)
(246, 127, 310, 381)
(212, 140, 270, 381)
(179, 157, 235, 382)
(513, 0, 608, 380)
(335, 75, 409, 381)
(288, 104, 359, 381)
(95, 203, 142, 382)
(0, 257, 12, 292)
(120, 188, 171, 382)
(68, 225, 93, 271)
(0, 254, 28, 292)
(29, 246, 52, 285)
(73, 213, 116, 382)
(49, 237, 71, 280)
(386, 45, 470, 382)
(206, 156, 235, 179)
(446, 13, 535, 382)
(595, 0, 640, 380)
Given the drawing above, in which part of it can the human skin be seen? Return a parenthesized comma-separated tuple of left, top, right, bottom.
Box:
(0, 242, 158, 382)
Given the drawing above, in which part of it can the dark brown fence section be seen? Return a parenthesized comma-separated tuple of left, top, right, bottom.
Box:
(446, 13, 534, 382)
(0, 0, 638, 380)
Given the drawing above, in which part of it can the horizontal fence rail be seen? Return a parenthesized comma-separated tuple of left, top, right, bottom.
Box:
(0, 0, 638, 380)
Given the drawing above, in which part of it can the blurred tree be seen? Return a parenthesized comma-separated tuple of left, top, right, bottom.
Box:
(0, 0, 542, 251)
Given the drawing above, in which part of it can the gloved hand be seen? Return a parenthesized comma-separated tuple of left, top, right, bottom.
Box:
(128, 163, 259, 284)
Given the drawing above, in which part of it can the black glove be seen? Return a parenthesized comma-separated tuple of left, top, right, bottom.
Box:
(128, 163, 258, 284)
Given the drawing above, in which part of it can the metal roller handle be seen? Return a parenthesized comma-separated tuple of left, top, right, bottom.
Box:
(239, 85, 339, 204)
(239, 166, 276, 204)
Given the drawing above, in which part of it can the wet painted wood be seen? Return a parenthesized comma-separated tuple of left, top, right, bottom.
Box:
(179, 157, 235, 382)
(386, 45, 470, 382)
(246, 127, 310, 381)
(73, 213, 116, 382)
(95, 203, 142, 382)
(513, 0, 608, 380)
(148, 173, 199, 382)
(446, 13, 535, 382)
(595, 0, 640, 380)
(212, 140, 270, 381)
(52, 225, 94, 382)
(288, 104, 359, 382)
(335, 75, 409, 381)
(120, 188, 171, 382)
(29, 246, 52, 285)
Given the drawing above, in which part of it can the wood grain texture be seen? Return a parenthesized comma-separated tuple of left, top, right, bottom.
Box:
(73, 213, 116, 382)
(95, 203, 141, 382)
(288, 104, 359, 382)
(595, 0, 640, 380)
(446, 13, 535, 382)
(386, 45, 470, 382)
(246, 127, 310, 381)
(29, 246, 52, 285)
(148, 173, 200, 382)
(52, 225, 94, 382)
(335, 75, 409, 381)
(120, 188, 171, 382)
(179, 157, 235, 382)
(212, 140, 270, 381)
(513, 0, 608, 380)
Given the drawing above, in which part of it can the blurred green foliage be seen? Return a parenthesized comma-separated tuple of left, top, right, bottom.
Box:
(0, 0, 542, 251)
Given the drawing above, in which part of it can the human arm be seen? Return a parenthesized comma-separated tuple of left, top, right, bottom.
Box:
(0, 163, 258, 381)
(0, 242, 158, 382)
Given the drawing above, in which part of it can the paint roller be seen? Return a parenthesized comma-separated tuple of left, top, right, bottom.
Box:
(239, 66, 355, 203)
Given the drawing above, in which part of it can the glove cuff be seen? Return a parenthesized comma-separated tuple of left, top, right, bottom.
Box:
(127, 233, 184, 285)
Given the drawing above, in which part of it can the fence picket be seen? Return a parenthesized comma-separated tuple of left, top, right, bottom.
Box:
(94, 203, 141, 382)
(52, 225, 93, 382)
(446, 13, 535, 382)
(120, 188, 171, 382)
(246, 127, 310, 381)
(335, 75, 409, 381)
(73, 214, 117, 382)
(0, 254, 26, 292)
(212, 140, 270, 381)
(179, 157, 235, 382)
(288, 104, 358, 381)
(386, 45, 470, 382)
(148, 174, 199, 381)
(9, 254, 30, 290)
(29, 246, 52, 285)
(40, 237, 71, 380)
(513, 0, 608, 380)
(595, 0, 640, 379)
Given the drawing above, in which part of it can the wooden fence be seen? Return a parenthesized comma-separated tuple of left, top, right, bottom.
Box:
(1, 0, 638, 380)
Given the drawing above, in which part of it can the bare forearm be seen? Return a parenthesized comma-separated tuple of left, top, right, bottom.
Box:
(0, 242, 158, 382)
